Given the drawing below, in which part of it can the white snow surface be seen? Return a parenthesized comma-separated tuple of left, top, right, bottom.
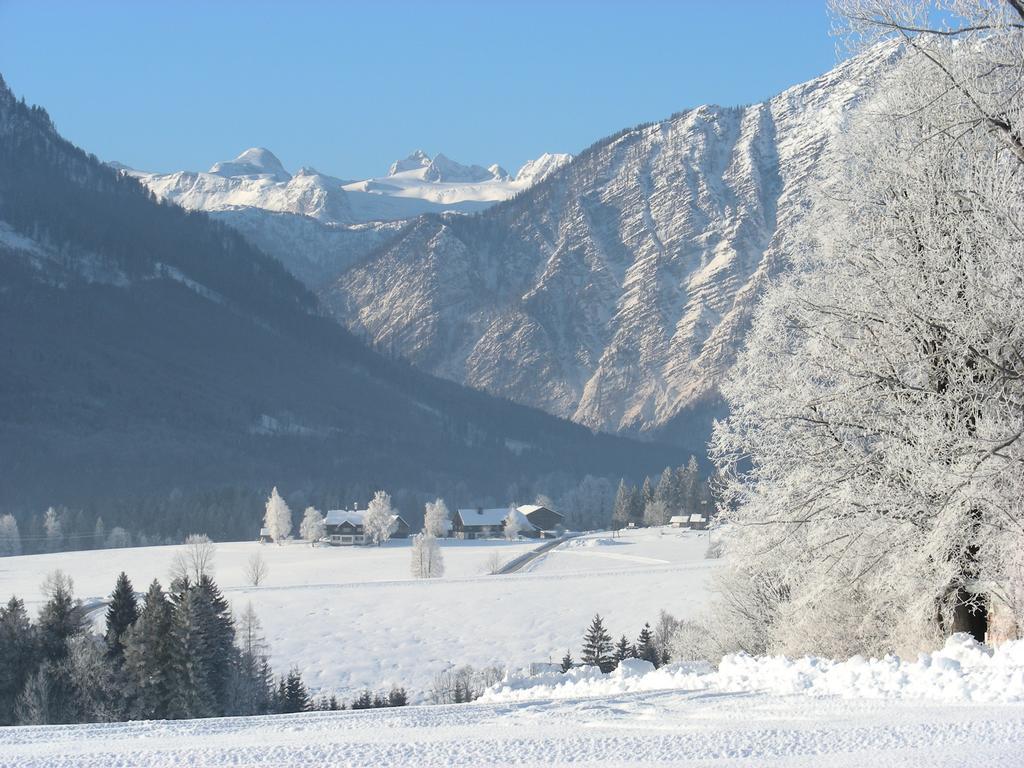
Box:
(0, 528, 718, 701)
(483, 634, 1024, 705)
(4, 531, 1023, 766)
(4, 640, 1024, 766)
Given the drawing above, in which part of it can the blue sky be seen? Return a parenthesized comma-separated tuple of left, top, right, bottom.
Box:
(0, 1, 837, 179)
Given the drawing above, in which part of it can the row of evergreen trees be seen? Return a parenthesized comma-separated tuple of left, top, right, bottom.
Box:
(612, 458, 713, 529)
(0, 571, 284, 725)
(561, 615, 669, 674)
(0, 569, 413, 726)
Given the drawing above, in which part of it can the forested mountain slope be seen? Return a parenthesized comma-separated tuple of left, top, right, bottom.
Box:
(325, 46, 900, 441)
(0, 76, 675, 532)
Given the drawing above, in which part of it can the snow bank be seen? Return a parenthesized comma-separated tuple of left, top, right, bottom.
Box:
(481, 634, 1024, 705)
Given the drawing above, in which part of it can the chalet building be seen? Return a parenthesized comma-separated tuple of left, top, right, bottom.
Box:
(688, 513, 708, 530)
(258, 527, 273, 543)
(668, 515, 688, 528)
(516, 504, 565, 537)
(325, 509, 368, 545)
(324, 509, 410, 545)
(453, 508, 510, 540)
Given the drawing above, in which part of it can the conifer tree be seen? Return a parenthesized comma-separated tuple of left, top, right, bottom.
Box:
(37, 571, 84, 664)
(387, 687, 408, 706)
(640, 477, 654, 508)
(580, 614, 614, 672)
(636, 623, 658, 667)
(123, 580, 181, 720)
(104, 572, 138, 660)
(0, 596, 35, 725)
(282, 668, 310, 713)
(612, 480, 632, 531)
(613, 635, 632, 667)
(560, 649, 573, 673)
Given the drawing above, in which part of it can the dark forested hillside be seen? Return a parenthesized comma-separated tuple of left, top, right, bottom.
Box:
(0, 75, 679, 541)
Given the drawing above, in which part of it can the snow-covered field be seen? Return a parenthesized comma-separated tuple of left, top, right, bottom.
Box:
(4, 639, 1024, 767)
(0, 528, 719, 700)
(4, 531, 1023, 767)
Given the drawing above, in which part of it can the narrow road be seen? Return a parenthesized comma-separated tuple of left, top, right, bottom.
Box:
(496, 534, 576, 574)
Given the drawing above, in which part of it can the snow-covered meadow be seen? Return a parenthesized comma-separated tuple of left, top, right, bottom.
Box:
(0, 528, 719, 700)
(4, 636, 1024, 767)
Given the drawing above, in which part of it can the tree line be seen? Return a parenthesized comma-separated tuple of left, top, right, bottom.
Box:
(0, 570, 281, 725)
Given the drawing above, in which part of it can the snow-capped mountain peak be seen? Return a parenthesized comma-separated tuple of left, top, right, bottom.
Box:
(209, 147, 291, 182)
(514, 152, 572, 185)
(387, 149, 432, 176)
(422, 152, 496, 183)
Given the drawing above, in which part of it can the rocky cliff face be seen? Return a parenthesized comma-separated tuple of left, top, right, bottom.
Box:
(325, 47, 900, 437)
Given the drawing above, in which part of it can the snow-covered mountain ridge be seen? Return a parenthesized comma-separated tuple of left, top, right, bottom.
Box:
(128, 149, 572, 225)
(326, 45, 903, 439)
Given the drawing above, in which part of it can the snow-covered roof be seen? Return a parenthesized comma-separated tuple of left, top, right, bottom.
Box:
(259, 527, 270, 536)
(668, 516, 687, 524)
(688, 514, 706, 523)
(456, 508, 510, 527)
(517, 504, 544, 515)
(326, 509, 367, 527)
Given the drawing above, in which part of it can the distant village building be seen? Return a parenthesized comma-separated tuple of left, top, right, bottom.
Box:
(258, 527, 273, 544)
(324, 509, 410, 546)
(516, 505, 565, 538)
(688, 513, 708, 530)
(452, 505, 565, 539)
(668, 515, 688, 528)
(453, 508, 511, 540)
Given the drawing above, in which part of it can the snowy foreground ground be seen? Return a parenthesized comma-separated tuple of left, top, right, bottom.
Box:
(4, 530, 1024, 766)
(0, 528, 717, 698)
(4, 637, 1024, 767)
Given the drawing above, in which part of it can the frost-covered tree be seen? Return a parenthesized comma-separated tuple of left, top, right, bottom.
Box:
(364, 490, 396, 546)
(245, 552, 268, 586)
(105, 527, 131, 549)
(503, 506, 529, 540)
(0, 514, 21, 556)
(713, 0, 1024, 655)
(43, 507, 62, 552)
(299, 507, 325, 543)
(643, 499, 670, 528)
(410, 532, 444, 578)
(231, 602, 273, 716)
(611, 480, 633, 531)
(170, 534, 216, 585)
(263, 487, 292, 544)
(423, 498, 450, 538)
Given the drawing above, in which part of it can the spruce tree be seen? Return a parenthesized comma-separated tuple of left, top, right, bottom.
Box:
(636, 623, 659, 667)
(613, 635, 631, 667)
(282, 668, 310, 713)
(560, 649, 574, 673)
(581, 614, 614, 672)
(104, 572, 139, 660)
(0, 596, 36, 725)
(124, 580, 181, 720)
(387, 687, 408, 706)
(37, 571, 85, 664)
(611, 480, 632, 531)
